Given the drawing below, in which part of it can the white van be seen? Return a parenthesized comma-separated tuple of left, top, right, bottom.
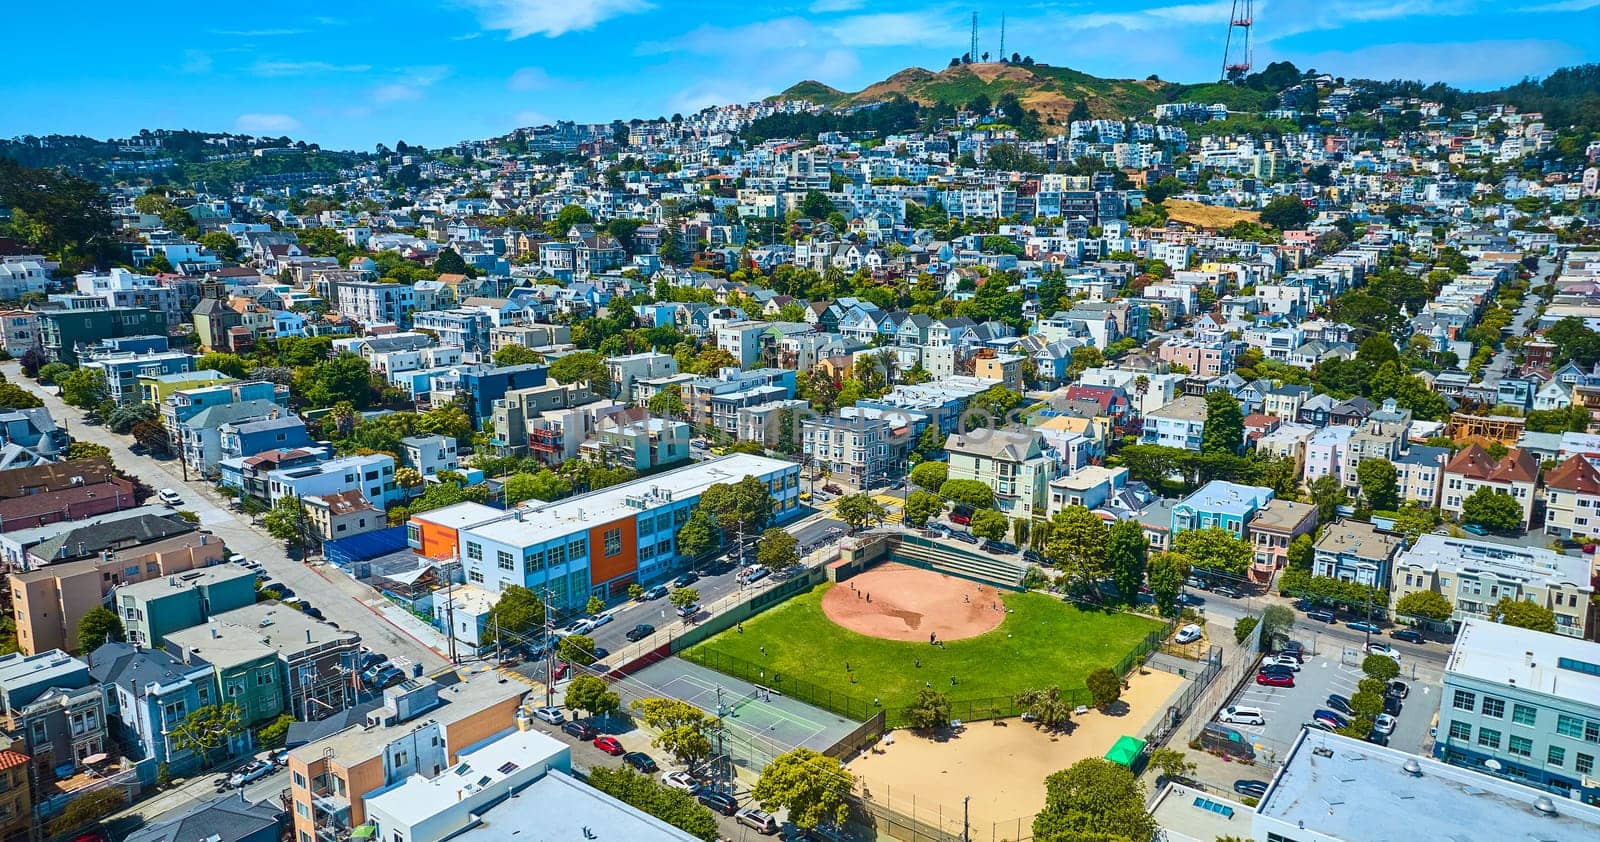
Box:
(1174, 623, 1204, 644)
(1218, 705, 1266, 726)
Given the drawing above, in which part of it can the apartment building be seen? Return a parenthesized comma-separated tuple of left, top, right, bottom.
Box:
(118, 564, 258, 648)
(1312, 518, 1405, 587)
(286, 671, 526, 842)
(1246, 498, 1318, 579)
(580, 415, 691, 473)
(605, 351, 678, 401)
(1391, 534, 1592, 638)
(401, 434, 459, 478)
(1433, 619, 1600, 804)
(1156, 338, 1238, 377)
(1442, 445, 1541, 530)
(166, 602, 356, 723)
(1141, 395, 1207, 450)
(944, 428, 1058, 520)
(804, 415, 896, 490)
(1543, 455, 1600, 542)
(267, 453, 400, 511)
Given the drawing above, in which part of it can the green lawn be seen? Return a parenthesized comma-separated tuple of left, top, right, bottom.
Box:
(682, 583, 1164, 717)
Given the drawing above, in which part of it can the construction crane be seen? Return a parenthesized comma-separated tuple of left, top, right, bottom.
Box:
(1222, 0, 1253, 81)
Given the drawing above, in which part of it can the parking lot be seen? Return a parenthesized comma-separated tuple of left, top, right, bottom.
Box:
(1216, 646, 1438, 768)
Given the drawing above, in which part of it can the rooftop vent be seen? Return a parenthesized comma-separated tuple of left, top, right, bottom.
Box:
(1402, 759, 1422, 777)
(1534, 796, 1558, 816)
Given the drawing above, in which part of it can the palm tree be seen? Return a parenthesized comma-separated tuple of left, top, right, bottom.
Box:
(1014, 686, 1074, 731)
(874, 348, 899, 389)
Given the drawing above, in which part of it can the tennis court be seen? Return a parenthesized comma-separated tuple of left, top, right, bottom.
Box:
(626, 657, 861, 757)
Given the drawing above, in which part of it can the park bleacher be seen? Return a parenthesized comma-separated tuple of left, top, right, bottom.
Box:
(886, 532, 1028, 591)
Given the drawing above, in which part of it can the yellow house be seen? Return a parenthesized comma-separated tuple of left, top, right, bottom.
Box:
(138, 370, 237, 406)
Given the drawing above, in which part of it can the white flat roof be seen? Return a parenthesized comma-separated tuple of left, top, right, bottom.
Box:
(364, 728, 569, 827)
(1446, 619, 1600, 703)
(452, 768, 699, 842)
(1399, 534, 1591, 588)
(465, 454, 795, 548)
(411, 501, 505, 530)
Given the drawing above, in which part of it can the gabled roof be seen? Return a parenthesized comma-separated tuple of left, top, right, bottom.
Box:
(1444, 444, 1539, 484)
(1544, 454, 1600, 495)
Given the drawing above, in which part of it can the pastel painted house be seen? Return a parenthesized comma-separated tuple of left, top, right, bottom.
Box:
(1171, 480, 1275, 539)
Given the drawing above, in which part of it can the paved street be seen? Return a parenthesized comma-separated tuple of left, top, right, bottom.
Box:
(4, 363, 448, 671)
(1481, 254, 1557, 389)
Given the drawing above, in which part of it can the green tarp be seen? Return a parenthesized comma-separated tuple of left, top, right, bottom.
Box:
(1105, 735, 1146, 768)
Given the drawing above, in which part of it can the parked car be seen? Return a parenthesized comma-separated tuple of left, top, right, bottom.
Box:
(590, 613, 614, 629)
(1174, 624, 1203, 645)
(360, 662, 391, 684)
(1307, 610, 1337, 624)
(672, 571, 700, 588)
(739, 565, 771, 584)
(626, 623, 657, 642)
(1256, 672, 1294, 688)
(533, 706, 565, 725)
(371, 667, 405, 689)
(357, 652, 387, 672)
(593, 736, 625, 756)
(736, 807, 780, 835)
(1218, 705, 1266, 726)
(1386, 680, 1411, 699)
(661, 771, 701, 793)
(623, 752, 658, 773)
(1373, 713, 1398, 736)
(1233, 779, 1269, 798)
(676, 603, 701, 619)
(822, 484, 843, 494)
(1364, 728, 1390, 746)
(640, 585, 669, 601)
(1213, 586, 1242, 599)
(981, 541, 1018, 555)
(301, 605, 325, 621)
(562, 720, 598, 741)
(1326, 695, 1355, 717)
(1366, 643, 1402, 662)
(1347, 621, 1383, 634)
(1383, 695, 1404, 717)
(1258, 664, 1297, 679)
(950, 530, 979, 544)
(158, 488, 184, 506)
(949, 507, 973, 526)
(1185, 576, 1207, 589)
(1462, 523, 1490, 536)
(228, 760, 273, 788)
(1175, 592, 1204, 607)
(1262, 655, 1301, 671)
(591, 647, 611, 661)
(560, 618, 596, 637)
(698, 790, 740, 816)
(1313, 709, 1351, 729)
(1303, 719, 1334, 732)
(1277, 641, 1305, 662)
(1389, 628, 1425, 644)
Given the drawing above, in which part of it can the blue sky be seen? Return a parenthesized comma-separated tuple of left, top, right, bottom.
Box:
(3, 0, 1596, 150)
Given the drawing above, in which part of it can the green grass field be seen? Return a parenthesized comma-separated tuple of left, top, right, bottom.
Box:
(683, 583, 1164, 715)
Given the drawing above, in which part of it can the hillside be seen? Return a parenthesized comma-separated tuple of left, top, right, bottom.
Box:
(1163, 199, 1261, 231)
(770, 62, 1281, 124)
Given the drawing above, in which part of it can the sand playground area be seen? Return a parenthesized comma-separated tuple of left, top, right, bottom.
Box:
(846, 668, 1187, 832)
(822, 562, 1005, 642)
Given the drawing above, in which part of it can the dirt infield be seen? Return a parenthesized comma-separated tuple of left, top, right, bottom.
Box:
(847, 669, 1188, 834)
(820, 562, 1005, 642)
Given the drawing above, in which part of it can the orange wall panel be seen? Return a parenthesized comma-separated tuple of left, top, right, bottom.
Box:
(587, 515, 637, 585)
(418, 522, 459, 560)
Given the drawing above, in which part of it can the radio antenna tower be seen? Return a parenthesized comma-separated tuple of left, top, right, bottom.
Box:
(999, 12, 1006, 61)
(1222, 0, 1253, 81)
(968, 12, 978, 63)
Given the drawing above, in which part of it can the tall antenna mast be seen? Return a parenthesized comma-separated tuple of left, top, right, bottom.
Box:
(999, 12, 1006, 61)
(1222, 0, 1253, 81)
(969, 12, 978, 63)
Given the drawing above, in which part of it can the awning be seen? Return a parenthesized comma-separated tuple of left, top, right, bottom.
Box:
(350, 825, 377, 840)
(1104, 735, 1146, 768)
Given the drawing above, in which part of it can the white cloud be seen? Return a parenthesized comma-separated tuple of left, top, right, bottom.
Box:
(181, 50, 212, 73)
(370, 66, 452, 104)
(508, 67, 554, 91)
(827, 13, 961, 47)
(235, 113, 302, 133)
(642, 13, 959, 56)
(253, 60, 371, 77)
(514, 109, 556, 126)
(460, 0, 653, 39)
(451, 32, 483, 41)
(212, 28, 305, 36)
(1518, 0, 1600, 10)
(808, 0, 863, 11)
(1292, 39, 1581, 87)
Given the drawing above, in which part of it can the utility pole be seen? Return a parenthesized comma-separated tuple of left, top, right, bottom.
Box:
(444, 552, 458, 665)
(543, 585, 558, 707)
(963, 795, 971, 842)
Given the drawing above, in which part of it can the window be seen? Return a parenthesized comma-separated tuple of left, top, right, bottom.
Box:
(497, 551, 513, 571)
(1478, 728, 1501, 749)
(466, 542, 483, 561)
(1512, 704, 1537, 726)
(1448, 721, 1472, 741)
(296, 802, 309, 819)
(1557, 714, 1586, 739)
(293, 771, 306, 787)
(1509, 736, 1533, 758)
(604, 528, 622, 556)
(393, 750, 408, 767)
(1452, 690, 1476, 711)
(1549, 746, 1566, 767)
(468, 569, 484, 584)
(568, 538, 586, 559)
(1573, 753, 1595, 775)
(524, 551, 544, 573)
(548, 543, 566, 566)
(1482, 697, 1505, 719)
(1589, 721, 1600, 744)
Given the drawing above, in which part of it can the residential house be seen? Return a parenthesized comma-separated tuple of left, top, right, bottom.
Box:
(1542, 454, 1600, 542)
(267, 453, 399, 511)
(1141, 395, 1207, 450)
(302, 490, 383, 544)
(945, 428, 1058, 520)
(580, 415, 691, 473)
(1171, 481, 1274, 539)
(400, 434, 459, 479)
(166, 601, 358, 722)
(1391, 535, 1591, 638)
(121, 796, 285, 842)
(804, 415, 897, 490)
(87, 642, 242, 779)
(1312, 518, 1405, 587)
(1246, 499, 1318, 580)
(605, 352, 678, 401)
(1441, 445, 1540, 531)
(0, 650, 109, 787)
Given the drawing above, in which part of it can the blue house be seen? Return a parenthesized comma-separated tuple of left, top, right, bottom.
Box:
(456, 362, 550, 427)
(88, 642, 243, 779)
(219, 415, 312, 461)
(1171, 480, 1275, 539)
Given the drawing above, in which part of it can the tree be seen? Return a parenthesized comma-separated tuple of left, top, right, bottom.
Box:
(0, 382, 42, 409)
(197, 352, 248, 378)
(1033, 757, 1154, 842)
(1147, 748, 1195, 784)
(263, 496, 314, 554)
(77, 606, 124, 652)
(834, 492, 886, 532)
(1286, 533, 1315, 571)
(1105, 520, 1148, 606)
(1395, 590, 1453, 623)
(433, 247, 469, 276)
(1493, 596, 1556, 633)
(938, 479, 994, 510)
(669, 587, 700, 610)
(1201, 391, 1243, 455)
(675, 509, 716, 559)
(566, 673, 621, 722)
(1461, 486, 1523, 532)
(36, 361, 71, 387)
(1172, 527, 1252, 577)
(1356, 459, 1399, 511)
(58, 369, 108, 408)
(256, 712, 295, 749)
(492, 344, 544, 366)
(1085, 668, 1121, 710)
(200, 231, 240, 261)
(906, 687, 953, 732)
(647, 384, 687, 419)
(503, 469, 571, 504)
(1147, 552, 1190, 617)
(1309, 475, 1348, 522)
(131, 419, 171, 456)
(293, 353, 372, 408)
(1260, 195, 1310, 230)
(586, 594, 606, 617)
(1015, 686, 1074, 731)
(548, 350, 612, 395)
(1259, 604, 1295, 647)
(587, 767, 719, 841)
(970, 509, 1009, 542)
(1047, 506, 1109, 591)
(46, 789, 125, 837)
(903, 490, 944, 527)
(1391, 501, 1439, 539)
(909, 461, 948, 493)
(106, 401, 157, 433)
(167, 703, 244, 764)
(67, 442, 112, 463)
(1234, 615, 1260, 644)
(547, 204, 595, 236)
(1362, 654, 1400, 683)
(483, 585, 544, 643)
(559, 634, 597, 666)
(633, 697, 716, 765)
(752, 747, 854, 830)
(756, 527, 798, 570)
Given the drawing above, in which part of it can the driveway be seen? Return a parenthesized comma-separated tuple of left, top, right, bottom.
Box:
(5, 363, 446, 671)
